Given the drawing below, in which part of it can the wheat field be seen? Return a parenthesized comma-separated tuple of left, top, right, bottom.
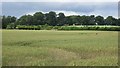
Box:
(2, 30, 118, 66)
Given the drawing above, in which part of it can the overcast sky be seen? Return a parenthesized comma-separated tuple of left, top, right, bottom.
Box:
(1, 0, 119, 2)
(1, 1, 119, 18)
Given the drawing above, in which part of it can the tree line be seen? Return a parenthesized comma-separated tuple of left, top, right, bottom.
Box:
(2, 11, 120, 29)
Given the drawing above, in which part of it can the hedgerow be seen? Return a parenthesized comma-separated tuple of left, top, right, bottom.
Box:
(9, 25, 120, 31)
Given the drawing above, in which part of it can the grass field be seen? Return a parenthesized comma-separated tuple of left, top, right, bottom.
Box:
(2, 30, 118, 66)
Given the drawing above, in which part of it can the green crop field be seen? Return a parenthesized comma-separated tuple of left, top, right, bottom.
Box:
(2, 30, 118, 66)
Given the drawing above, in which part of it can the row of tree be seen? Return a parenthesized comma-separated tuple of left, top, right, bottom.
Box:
(2, 11, 120, 29)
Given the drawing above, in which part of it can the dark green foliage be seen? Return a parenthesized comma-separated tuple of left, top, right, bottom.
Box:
(16, 15, 33, 25)
(45, 11, 57, 26)
(2, 11, 120, 30)
(2, 16, 16, 29)
(95, 16, 105, 25)
(105, 16, 118, 25)
(33, 12, 45, 25)
(57, 13, 65, 26)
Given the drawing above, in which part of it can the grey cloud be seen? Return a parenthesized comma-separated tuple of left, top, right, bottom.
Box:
(2, 2, 118, 18)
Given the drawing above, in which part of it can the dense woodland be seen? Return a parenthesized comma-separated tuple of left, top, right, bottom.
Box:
(2, 11, 120, 29)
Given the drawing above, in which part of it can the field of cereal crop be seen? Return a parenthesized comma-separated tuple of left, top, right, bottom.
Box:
(2, 30, 118, 66)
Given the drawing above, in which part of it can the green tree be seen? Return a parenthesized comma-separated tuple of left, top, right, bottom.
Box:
(89, 15, 95, 25)
(2, 11, 119, 27)
(2, 16, 16, 29)
(65, 16, 73, 25)
(95, 16, 105, 25)
(118, 18, 120, 26)
(70, 16, 79, 25)
(33, 12, 44, 25)
(105, 16, 118, 25)
(17, 15, 33, 25)
(57, 12, 65, 26)
(45, 11, 57, 26)
(80, 15, 90, 25)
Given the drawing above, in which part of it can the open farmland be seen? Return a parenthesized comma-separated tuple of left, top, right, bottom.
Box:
(2, 30, 118, 66)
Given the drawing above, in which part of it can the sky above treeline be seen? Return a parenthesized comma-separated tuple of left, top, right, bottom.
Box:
(1, 2, 119, 18)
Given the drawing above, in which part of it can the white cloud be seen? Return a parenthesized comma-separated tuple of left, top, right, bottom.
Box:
(26, 10, 118, 19)
(55, 11, 81, 16)
(26, 10, 83, 16)
(1, 0, 119, 2)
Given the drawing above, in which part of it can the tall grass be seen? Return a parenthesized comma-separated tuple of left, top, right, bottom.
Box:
(2, 30, 118, 66)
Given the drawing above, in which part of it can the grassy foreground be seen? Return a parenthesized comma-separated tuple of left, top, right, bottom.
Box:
(2, 30, 118, 66)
